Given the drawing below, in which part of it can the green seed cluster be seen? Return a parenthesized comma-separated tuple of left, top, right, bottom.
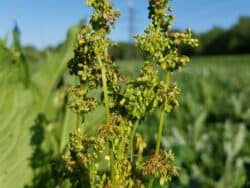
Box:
(118, 0, 198, 124)
(67, 86, 97, 115)
(68, 26, 120, 89)
(135, 25, 198, 71)
(148, 0, 173, 30)
(143, 151, 179, 185)
(67, 0, 121, 114)
(87, 0, 120, 32)
(62, 0, 198, 187)
(122, 0, 197, 184)
(63, 129, 106, 187)
(119, 62, 160, 120)
(119, 62, 181, 121)
(98, 115, 145, 187)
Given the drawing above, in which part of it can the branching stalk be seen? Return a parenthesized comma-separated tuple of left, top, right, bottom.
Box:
(129, 121, 139, 162)
(62, 0, 197, 186)
(76, 114, 81, 129)
(97, 55, 115, 187)
(149, 72, 170, 188)
(98, 56, 110, 125)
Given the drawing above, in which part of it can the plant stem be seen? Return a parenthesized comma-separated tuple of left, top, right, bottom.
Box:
(148, 72, 170, 188)
(76, 114, 81, 129)
(148, 108, 166, 188)
(148, 177, 154, 188)
(97, 56, 115, 187)
(109, 142, 115, 187)
(59, 109, 70, 152)
(155, 108, 166, 155)
(98, 57, 110, 125)
(129, 121, 139, 162)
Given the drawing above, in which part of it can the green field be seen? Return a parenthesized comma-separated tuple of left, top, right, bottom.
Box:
(119, 55, 250, 187)
(1, 30, 250, 188)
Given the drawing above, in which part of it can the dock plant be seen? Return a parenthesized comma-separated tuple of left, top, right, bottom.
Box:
(62, 0, 198, 187)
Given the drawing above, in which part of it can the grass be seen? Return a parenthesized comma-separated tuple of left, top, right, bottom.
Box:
(119, 54, 250, 73)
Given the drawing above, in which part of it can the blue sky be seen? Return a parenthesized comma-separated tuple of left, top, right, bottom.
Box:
(0, 0, 249, 49)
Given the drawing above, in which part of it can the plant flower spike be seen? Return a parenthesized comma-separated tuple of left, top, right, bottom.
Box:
(62, 0, 198, 187)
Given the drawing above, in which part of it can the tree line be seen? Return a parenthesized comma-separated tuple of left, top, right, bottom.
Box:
(20, 17, 250, 61)
(109, 17, 250, 59)
(184, 17, 250, 56)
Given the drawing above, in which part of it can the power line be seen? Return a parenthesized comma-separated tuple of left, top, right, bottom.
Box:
(128, 0, 135, 42)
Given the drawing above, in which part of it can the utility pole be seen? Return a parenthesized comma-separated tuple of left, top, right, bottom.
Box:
(128, 0, 135, 43)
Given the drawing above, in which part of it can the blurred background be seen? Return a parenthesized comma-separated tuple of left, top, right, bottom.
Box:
(0, 0, 250, 188)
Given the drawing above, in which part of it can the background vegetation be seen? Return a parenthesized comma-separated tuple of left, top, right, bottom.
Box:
(0, 16, 250, 188)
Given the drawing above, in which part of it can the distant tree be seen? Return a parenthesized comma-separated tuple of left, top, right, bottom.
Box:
(34, 17, 250, 58)
(228, 17, 250, 53)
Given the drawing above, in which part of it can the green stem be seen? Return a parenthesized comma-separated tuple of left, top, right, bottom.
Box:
(109, 143, 115, 187)
(155, 108, 166, 155)
(97, 56, 115, 187)
(59, 109, 70, 152)
(98, 56, 110, 125)
(148, 109, 166, 188)
(148, 72, 170, 188)
(76, 114, 81, 129)
(129, 121, 139, 162)
(148, 178, 154, 188)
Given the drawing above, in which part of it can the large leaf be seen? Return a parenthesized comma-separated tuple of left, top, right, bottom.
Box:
(0, 24, 79, 188)
(0, 60, 36, 188)
(32, 25, 79, 116)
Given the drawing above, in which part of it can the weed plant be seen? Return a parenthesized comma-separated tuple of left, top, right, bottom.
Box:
(62, 0, 197, 187)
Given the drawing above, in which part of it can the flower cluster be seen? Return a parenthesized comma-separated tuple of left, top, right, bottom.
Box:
(67, 86, 97, 115)
(67, 0, 121, 116)
(128, 0, 197, 186)
(135, 26, 198, 71)
(148, 0, 174, 30)
(143, 151, 179, 185)
(63, 129, 105, 187)
(62, 0, 198, 187)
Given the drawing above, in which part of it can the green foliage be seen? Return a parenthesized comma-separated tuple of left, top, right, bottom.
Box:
(0, 53, 35, 188)
(11, 24, 31, 88)
(164, 59, 250, 188)
(26, 25, 81, 187)
(0, 23, 80, 188)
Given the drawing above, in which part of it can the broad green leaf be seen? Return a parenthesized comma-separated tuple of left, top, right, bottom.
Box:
(0, 61, 36, 188)
(32, 25, 79, 116)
